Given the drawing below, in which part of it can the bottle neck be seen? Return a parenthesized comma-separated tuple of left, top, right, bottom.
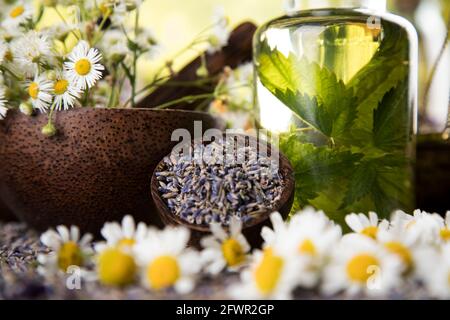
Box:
(285, 0, 387, 13)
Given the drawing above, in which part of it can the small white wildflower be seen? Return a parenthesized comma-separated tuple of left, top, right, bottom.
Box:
(200, 216, 251, 275)
(27, 74, 53, 113)
(65, 40, 104, 90)
(134, 227, 201, 294)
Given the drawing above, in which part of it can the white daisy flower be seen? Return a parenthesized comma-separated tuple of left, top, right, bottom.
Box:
(0, 86, 8, 120)
(391, 209, 444, 246)
(377, 222, 418, 274)
(95, 215, 150, 252)
(27, 74, 53, 113)
(134, 227, 201, 293)
(284, 208, 342, 287)
(13, 31, 53, 77)
(65, 40, 104, 90)
(1, 1, 34, 30)
(38, 225, 93, 276)
(0, 39, 7, 65)
(260, 211, 289, 247)
(52, 71, 81, 111)
(322, 234, 404, 297)
(415, 243, 450, 299)
(101, 29, 131, 62)
(437, 211, 450, 244)
(200, 216, 251, 275)
(228, 246, 303, 300)
(207, 6, 230, 54)
(345, 211, 389, 240)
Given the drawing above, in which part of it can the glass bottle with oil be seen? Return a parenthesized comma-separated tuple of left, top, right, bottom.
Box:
(253, 0, 418, 225)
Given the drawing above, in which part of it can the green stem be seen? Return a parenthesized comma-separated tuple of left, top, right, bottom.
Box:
(54, 7, 80, 41)
(154, 93, 215, 110)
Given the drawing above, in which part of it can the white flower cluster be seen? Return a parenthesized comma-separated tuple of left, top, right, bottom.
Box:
(38, 208, 450, 299)
(0, 1, 231, 125)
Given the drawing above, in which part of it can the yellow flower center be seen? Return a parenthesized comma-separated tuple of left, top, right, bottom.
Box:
(361, 226, 378, 239)
(97, 248, 136, 287)
(28, 82, 39, 100)
(57, 241, 83, 272)
(384, 241, 412, 269)
(440, 228, 450, 241)
(9, 5, 24, 18)
(253, 248, 284, 295)
(147, 255, 180, 290)
(222, 238, 245, 267)
(117, 238, 136, 249)
(54, 79, 69, 95)
(75, 58, 91, 76)
(298, 239, 317, 256)
(346, 253, 379, 283)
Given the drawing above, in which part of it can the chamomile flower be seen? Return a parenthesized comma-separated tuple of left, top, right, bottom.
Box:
(345, 211, 389, 240)
(200, 216, 251, 275)
(228, 246, 303, 299)
(0, 39, 7, 65)
(391, 210, 444, 246)
(101, 29, 131, 62)
(134, 227, 201, 293)
(260, 211, 289, 247)
(322, 234, 403, 297)
(52, 71, 81, 111)
(415, 243, 450, 299)
(2, 1, 34, 30)
(95, 215, 149, 251)
(284, 208, 342, 287)
(65, 40, 104, 90)
(437, 211, 450, 244)
(27, 74, 53, 113)
(207, 7, 230, 54)
(377, 223, 418, 273)
(95, 245, 138, 287)
(38, 225, 93, 276)
(13, 31, 53, 76)
(0, 86, 8, 119)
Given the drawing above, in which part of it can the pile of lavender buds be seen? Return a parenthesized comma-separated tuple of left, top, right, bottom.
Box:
(156, 138, 284, 226)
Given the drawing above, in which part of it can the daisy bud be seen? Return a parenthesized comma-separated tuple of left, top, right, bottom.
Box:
(196, 65, 209, 78)
(42, 123, 57, 137)
(19, 102, 33, 116)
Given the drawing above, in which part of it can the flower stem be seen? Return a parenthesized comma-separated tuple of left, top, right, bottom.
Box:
(153, 93, 215, 110)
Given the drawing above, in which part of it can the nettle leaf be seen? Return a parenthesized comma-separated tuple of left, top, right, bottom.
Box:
(279, 134, 363, 204)
(373, 82, 409, 150)
(348, 22, 409, 136)
(257, 46, 302, 94)
(339, 154, 412, 216)
(340, 161, 377, 209)
(258, 43, 357, 141)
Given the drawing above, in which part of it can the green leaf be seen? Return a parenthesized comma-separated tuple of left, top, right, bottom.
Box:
(340, 161, 377, 209)
(373, 81, 409, 150)
(347, 22, 409, 136)
(279, 133, 363, 205)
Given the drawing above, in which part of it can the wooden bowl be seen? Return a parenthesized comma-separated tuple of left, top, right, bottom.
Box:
(151, 134, 295, 248)
(0, 108, 224, 234)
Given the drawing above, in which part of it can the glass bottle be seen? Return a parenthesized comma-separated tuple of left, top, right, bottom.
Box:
(253, 0, 418, 225)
